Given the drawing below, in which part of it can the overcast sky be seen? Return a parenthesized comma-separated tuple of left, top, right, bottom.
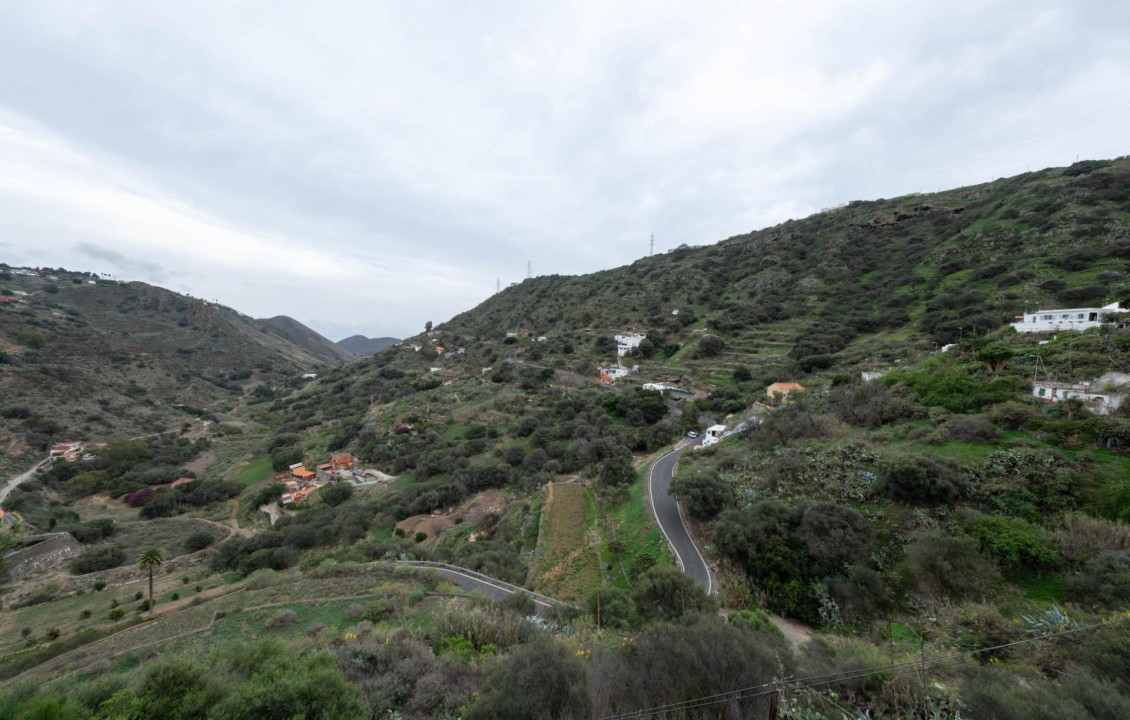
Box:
(0, 1, 1127, 340)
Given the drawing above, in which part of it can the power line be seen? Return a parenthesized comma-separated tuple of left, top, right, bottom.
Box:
(600, 614, 1129, 720)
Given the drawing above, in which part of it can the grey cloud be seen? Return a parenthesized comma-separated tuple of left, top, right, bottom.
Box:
(73, 242, 172, 284)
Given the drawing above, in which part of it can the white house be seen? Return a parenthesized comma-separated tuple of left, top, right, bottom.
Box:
(600, 365, 629, 380)
(614, 333, 646, 357)
(702, 424, 727, 447)
(1010, 302, 1122, 333)
(1032, 371, 1130, 415)
(861, 371, 887, 382)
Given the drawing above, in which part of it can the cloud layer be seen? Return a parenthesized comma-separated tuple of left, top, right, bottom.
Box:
(0, 1, 1127, 339)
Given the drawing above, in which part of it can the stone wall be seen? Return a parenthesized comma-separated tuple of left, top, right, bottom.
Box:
(0, 532, 82, 583)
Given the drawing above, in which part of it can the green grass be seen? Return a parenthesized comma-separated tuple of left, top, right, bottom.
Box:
(603, 467, 673, 590)
(233, 454, 272, 486)
(1006, 570, 1067, 603)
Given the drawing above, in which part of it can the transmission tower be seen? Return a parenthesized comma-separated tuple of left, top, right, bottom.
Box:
(527, 261, 532, 279)
(649, 233, 654, 256)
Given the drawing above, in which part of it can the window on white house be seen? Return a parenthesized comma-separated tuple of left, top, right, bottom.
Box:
(1039, 388, 1046, 397)
(1078, 314, 1085, 319)
(1042, 315, 1053, 320)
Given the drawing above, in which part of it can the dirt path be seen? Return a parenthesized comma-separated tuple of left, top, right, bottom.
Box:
(182, 445, 219, 476)
(770, 614, 813, 648)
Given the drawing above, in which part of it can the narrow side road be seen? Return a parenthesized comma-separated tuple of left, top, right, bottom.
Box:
(647, 440, 714, 594)
(0, 459, 48, 506)
(395, 560, 571, 617)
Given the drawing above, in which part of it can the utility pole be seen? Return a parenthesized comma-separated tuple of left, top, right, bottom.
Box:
(649, 233, 654, 256)
(496, 278, 500, 294)
(527, 261, 532, 280)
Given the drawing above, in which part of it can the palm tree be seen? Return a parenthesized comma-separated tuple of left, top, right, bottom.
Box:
(137, 547, 165, 617)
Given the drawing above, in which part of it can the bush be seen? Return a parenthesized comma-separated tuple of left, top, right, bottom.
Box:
(319, 482, 352, 507)
(632, 565, 716, 621)
(499, 592, 536, 617)
(108, 608, 125, 621)
(671, 469, 732, 521)
(69, 545, 127, 575)
(964, 514, 1060, 570)
(879, 454, 966, 506)
(696, 335, 725, 358)
(943, 414, 1002, 443)
(906, 533, 1000, 601)
(265, 610, 298, 629)
(466, 635, 588, 720)
(1069, 550, 1130, 607)
(15, 330, 43, 349)
(184, 531, 216, 552)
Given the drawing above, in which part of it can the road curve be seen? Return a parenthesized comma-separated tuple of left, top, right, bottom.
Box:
(648, 441, 714, 594)
(395, 560, 571, 617)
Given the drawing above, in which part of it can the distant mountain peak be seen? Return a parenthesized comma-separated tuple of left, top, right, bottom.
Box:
(337, 335, 400, 357)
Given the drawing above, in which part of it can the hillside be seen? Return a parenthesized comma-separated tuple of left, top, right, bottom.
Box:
(0, 270, 349, 472)
(257, 315, 357, 364)
(2, 160, 1130, 719)
(443, 158, 1130, 375)
(337, 334, 400, 357)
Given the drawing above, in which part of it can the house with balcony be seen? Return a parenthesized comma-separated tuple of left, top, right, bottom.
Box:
(1010, 302, 1122, 333)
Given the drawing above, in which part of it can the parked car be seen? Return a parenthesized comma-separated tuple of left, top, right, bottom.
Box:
(686, 431, 699, 438)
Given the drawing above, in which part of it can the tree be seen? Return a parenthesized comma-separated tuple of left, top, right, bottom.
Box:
(138, 546, 166, 616)
(467, 635, 590, 720)
(632, 565, 716, 621)
(671, 469, 732, 520)
(697, 335, 725, 358)
(319, 482, 352, 507)
(425, 320, 433, 333)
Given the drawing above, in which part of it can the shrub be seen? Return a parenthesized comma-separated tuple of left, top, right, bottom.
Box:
(696, 334, 725, 358)
(499, 592, 536, 617)
(414, 531, 427, 543)
(879, 454, 966, 506)
(964, 514, 1060, 570)
(265, 610, 299, 629)
(184, 531, 215, 552)
(69, 545, 127, 575)
(15, 330, 43, 349)
(365, 599, 394, 623)
(906, 533, 1000, 601)
(632, 565, 716, 621)
(319, 482, 352, 507)
(943, 414, 1002, 443)
(1051, 512, 1130, 563)
(466, 636, 588, 720)
(671, 469, 732, 521)
(1069, 550, 1130, 607)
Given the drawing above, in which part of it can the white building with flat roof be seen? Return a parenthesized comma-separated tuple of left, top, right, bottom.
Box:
(614, 333, 646, 356)
(1010, 303, 1122, 333)
(702, 424, 727, 447)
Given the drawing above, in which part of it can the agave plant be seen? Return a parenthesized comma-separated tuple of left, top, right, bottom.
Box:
(1020, 604, 1077, 634)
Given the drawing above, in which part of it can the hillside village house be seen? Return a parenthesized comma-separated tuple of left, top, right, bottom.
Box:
(702, 424, 727, 447)
(331, 453, 356, 472)
(49, 442, 83, 462)
(1010, 302, 1122, 333)
(615, 333, 647, 356)
(766, 382, 805, 403)
(1032, 371, 1130, 415)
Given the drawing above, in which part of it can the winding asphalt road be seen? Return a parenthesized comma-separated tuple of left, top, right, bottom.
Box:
(395, 560, 572, 617)
(648, 440, 714, 594)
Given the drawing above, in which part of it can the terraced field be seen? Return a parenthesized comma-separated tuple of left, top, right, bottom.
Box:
(526, 482, 601, 604)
